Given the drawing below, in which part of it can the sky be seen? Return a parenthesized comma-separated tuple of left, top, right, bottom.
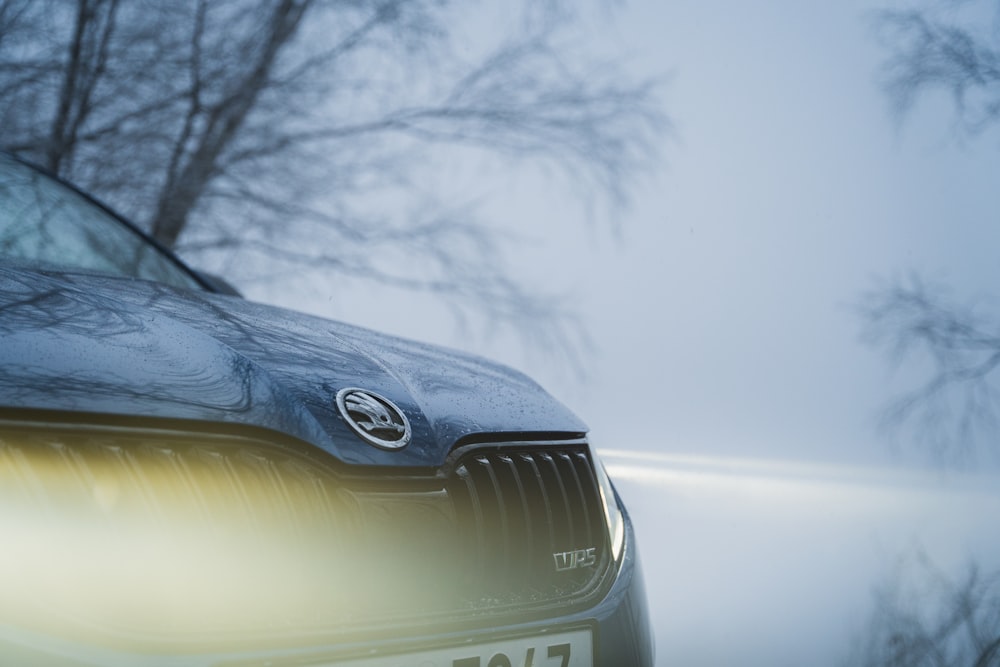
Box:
(260, 0, 1000, 471)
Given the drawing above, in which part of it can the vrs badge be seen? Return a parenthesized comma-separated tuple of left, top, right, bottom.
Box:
(335, 388, 412, 450)
(553, 547, 597, 572)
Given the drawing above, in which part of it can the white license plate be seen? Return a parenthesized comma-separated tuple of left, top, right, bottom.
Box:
(327, 628, 593, 667)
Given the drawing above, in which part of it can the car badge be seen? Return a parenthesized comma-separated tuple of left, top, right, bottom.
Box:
(553, 547, 597, 572)
(335, 388, 412, 450)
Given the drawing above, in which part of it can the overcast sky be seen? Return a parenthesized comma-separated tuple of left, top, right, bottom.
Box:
(262, 0, 1000, 471)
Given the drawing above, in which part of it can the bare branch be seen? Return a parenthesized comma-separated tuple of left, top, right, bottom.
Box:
(876, 2, 1000, 135)
(850, 550, 1000, 667)
(860, 277, 1000, 464)
(867, 1, 1000, 463)
(0, 0, 666, 368)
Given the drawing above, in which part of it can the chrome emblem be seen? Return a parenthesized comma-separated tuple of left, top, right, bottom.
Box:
(553, 547, 596, 572)
(335, 388, 411, 450)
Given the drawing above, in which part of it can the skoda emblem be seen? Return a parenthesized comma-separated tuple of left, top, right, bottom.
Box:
(335, 388, 411, 450)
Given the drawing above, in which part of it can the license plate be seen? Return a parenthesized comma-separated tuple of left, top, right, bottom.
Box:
(327, 628, 593, 667)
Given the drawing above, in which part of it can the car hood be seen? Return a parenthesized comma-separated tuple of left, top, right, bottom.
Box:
(0, 267, 586, 467)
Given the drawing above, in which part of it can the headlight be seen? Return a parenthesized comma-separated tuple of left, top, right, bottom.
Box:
(593, 450, 625, 562)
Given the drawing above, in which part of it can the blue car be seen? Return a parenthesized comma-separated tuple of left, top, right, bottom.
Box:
(0, 152, 653, 666)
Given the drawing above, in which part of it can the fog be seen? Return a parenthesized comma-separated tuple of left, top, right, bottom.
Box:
(606, 450, 1000, 665)
(258, 0, 1000, 664)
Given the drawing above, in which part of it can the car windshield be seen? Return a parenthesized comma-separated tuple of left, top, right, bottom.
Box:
(0, 153, 202, 291)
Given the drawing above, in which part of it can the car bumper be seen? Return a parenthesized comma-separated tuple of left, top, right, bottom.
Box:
(0, 508, 652, 667)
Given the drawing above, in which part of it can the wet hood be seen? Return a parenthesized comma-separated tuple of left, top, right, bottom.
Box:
(0, 266, 587, 467)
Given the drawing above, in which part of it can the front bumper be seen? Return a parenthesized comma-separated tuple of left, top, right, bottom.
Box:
(0, 510, 653, 667)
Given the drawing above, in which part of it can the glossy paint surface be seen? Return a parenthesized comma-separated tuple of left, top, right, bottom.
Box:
(0, 265, 586, 467)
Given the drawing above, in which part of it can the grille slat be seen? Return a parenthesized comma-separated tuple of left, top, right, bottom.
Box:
(538, 452, 575, 551)
(572, 451, 603, 546)
(479, 457, 512, 589)
(517, 452, 557, 561)
(497, 454, 533, 587)
(454, 463, 488, 590)
(558, 451, 594, 549)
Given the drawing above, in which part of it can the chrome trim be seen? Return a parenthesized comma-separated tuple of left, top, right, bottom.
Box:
(335, 388, 412, 450)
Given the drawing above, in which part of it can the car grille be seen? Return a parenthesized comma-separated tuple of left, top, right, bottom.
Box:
(0, 421, 610, 645)
(450, 449, 607, 604)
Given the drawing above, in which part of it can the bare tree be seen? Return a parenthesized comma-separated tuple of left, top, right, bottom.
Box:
(849, 550, 1000, 667)
(876, 0, 1000, 137)
(861, 277, 1000, 464)
(865, 0, 1000, 461)
(0, 0, 666, 365)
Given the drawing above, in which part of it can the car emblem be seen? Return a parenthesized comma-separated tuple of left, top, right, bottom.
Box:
(335, 388, 412, 450)
(553, 547, 596, 572)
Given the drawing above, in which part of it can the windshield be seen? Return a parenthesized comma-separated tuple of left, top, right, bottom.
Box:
(0, 154, 203, 291)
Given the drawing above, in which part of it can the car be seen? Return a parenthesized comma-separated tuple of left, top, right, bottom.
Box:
(0, 151, 653, 667)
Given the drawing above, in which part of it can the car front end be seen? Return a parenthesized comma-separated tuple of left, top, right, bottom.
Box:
(0, 152, 653, 666)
